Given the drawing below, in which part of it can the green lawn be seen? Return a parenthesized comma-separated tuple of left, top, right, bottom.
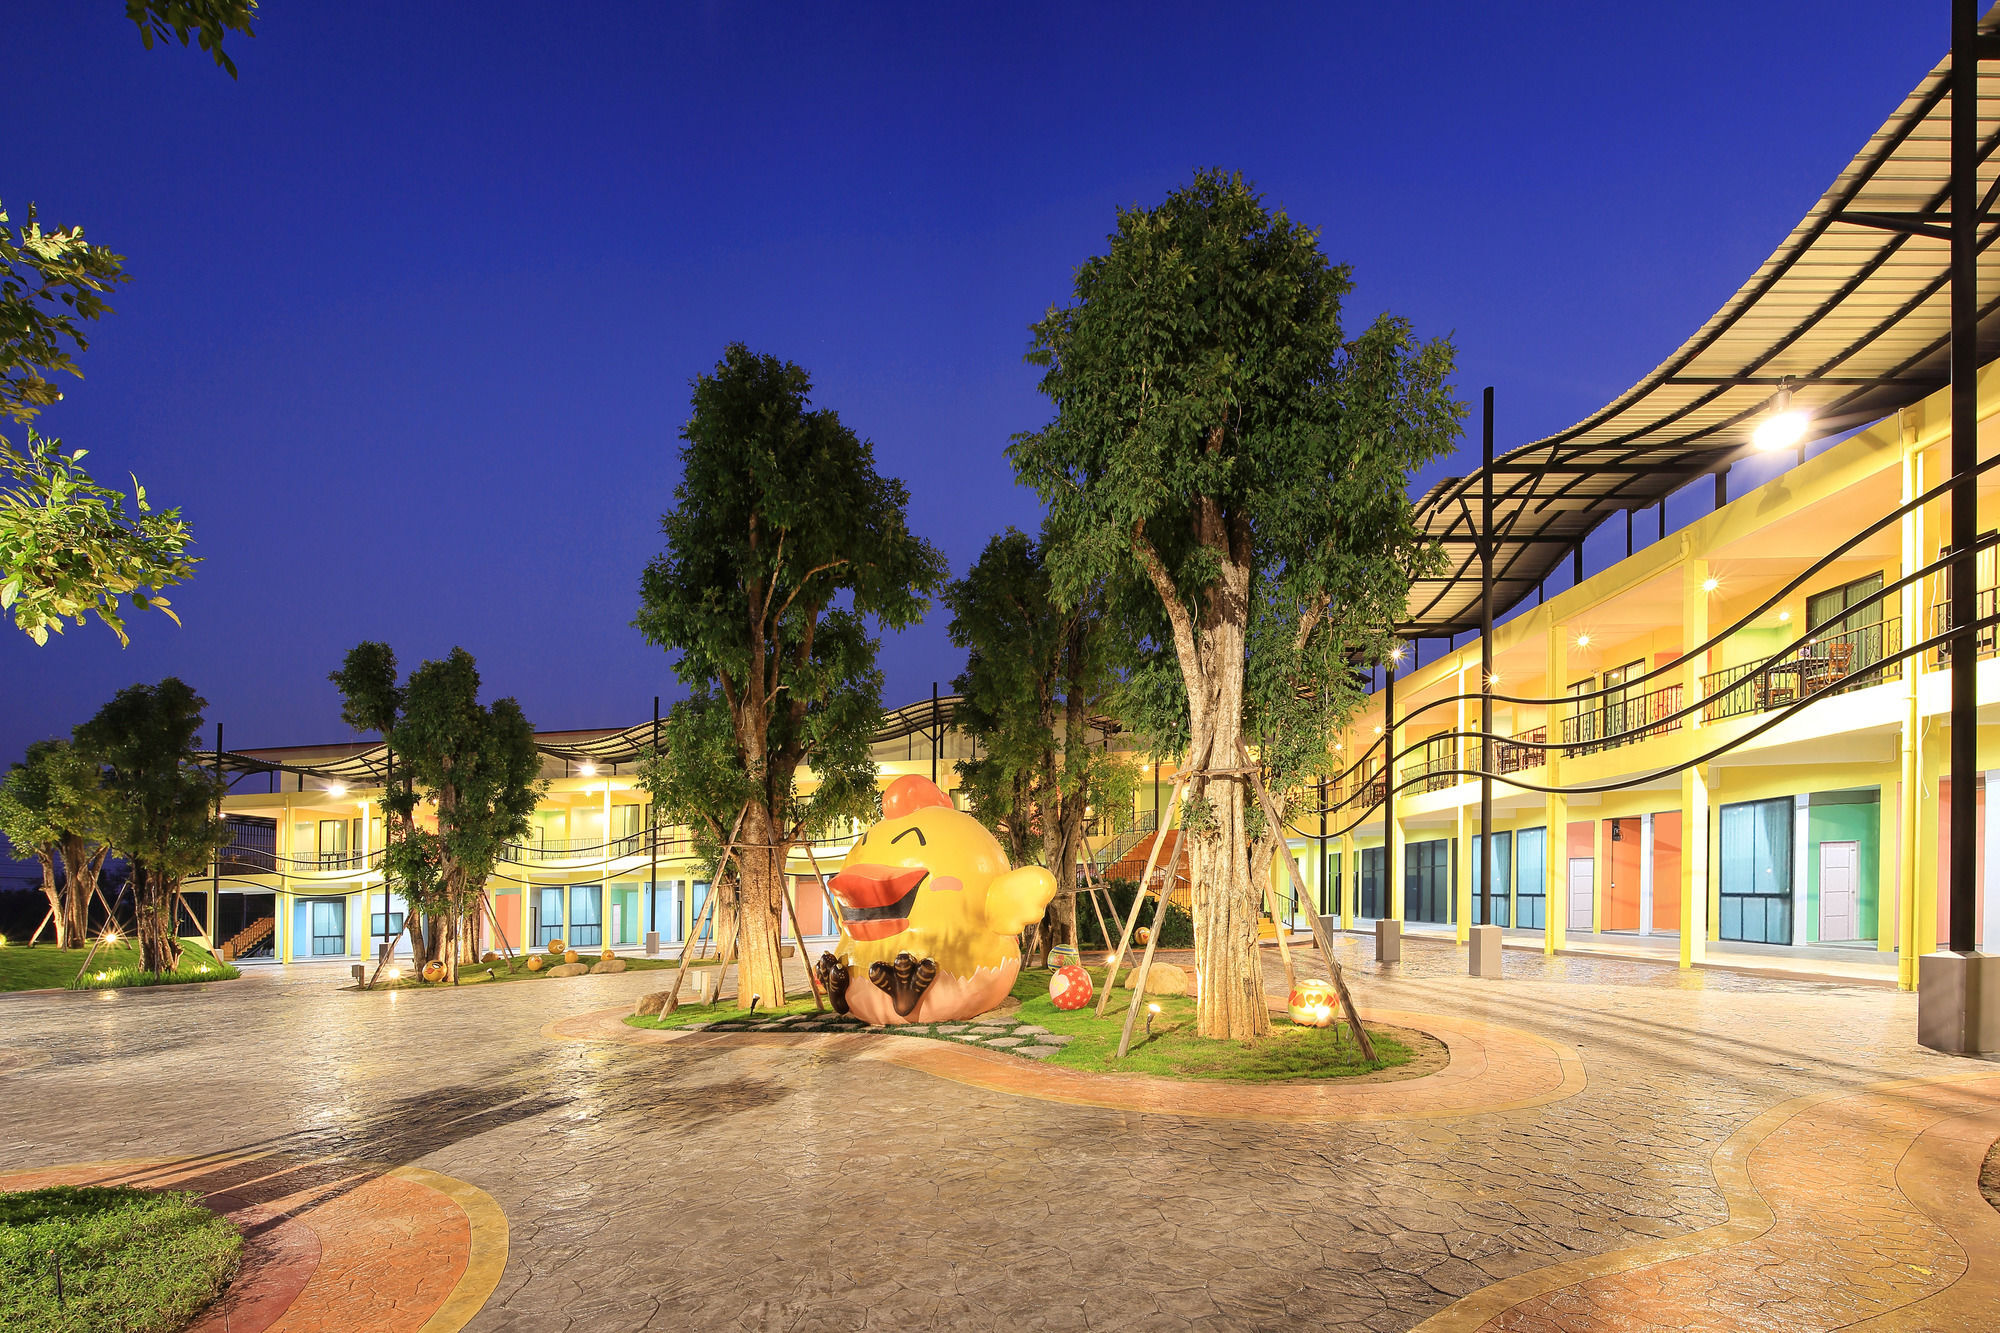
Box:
(0, 1185, 242, 1333)
(627, 966, 1418, 1082)
(0, 940, 239, 993)
(379, 950, 720, 989)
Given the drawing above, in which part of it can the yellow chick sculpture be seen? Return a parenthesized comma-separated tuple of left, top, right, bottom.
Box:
(816, 775, 1058, 1025)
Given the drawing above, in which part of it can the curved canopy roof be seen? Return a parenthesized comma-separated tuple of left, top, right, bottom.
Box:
(1403, 8, 2000, 634)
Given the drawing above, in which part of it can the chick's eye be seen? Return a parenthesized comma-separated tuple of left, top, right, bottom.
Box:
(891, 827, 927, 846)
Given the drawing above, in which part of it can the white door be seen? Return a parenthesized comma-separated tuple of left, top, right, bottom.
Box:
(1820, 840, 1860, 942)
(1568, 858, 1594, 931)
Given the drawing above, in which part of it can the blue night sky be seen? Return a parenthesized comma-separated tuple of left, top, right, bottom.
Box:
(0, 2, 1949, 763)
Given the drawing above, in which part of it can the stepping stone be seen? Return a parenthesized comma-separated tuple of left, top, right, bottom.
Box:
(1016, 1045, 1058, 1059)
(956, 1035, 985, 1042)
(1033, 1034, 1074, 1046)
(791, 1023, 823, 1031)
(680, 1023, 711, 1031)
(971, 1027, 1008, 1036)
(934, 1024, 968, 1033)
(985, 1036, 1024, 1047)
(1013, 1025, 1050, 1036)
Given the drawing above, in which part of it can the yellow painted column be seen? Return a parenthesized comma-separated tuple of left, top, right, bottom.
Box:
(1455, 663, 1473, 943)
(1916, 729, 1943, 962)
(1897, 427, 1926, 989)
(1592, 814, 1606, 935)
(1681, 764, 1710, 968)
(1545, 615, 1568, 954)
(1389, 707, 1406, 924)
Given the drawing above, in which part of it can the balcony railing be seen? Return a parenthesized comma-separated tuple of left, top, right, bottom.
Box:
(1931, 589, 1998, 665)
(504, 830, 655, 864)
(1702, 618, 1902, 724)
(1561, 684, 1682, 756)
(1400, 748, 1458, 794)
(1468, 727, 1549, 776)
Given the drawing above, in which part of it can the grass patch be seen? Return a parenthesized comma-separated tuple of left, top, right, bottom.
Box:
(0, 1185, 242, 1333)
(623, 966, 1420, 1083)
(0, 940, 238, 993)
(382, 950, 716, 989)
(1005, 968, 1413, 1081)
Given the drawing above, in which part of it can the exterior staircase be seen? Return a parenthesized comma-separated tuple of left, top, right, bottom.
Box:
(219, 916, 274, 961)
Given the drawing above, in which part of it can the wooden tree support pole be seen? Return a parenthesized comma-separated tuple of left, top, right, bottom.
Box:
(1263, 874, 1298, 997)
(367, 919, 413, 987)
(801, 841, 845, 929)
(662, 806, 748, 1016)
(1094, 770, 1193, 1018)
(27, 907, 53, 947)
(1076, 834, 1115, 952)
(1240, 740, 1375, 1063)
(780, 862, 826, 1012)
(1114, 826, 1191, 1059)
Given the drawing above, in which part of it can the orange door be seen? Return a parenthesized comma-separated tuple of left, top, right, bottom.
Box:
(1651, 812, 1682, 932)
(1605, 819, 1642, 931)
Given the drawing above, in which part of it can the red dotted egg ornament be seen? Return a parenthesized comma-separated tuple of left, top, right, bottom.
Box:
(1049, 963, 1093, 1010)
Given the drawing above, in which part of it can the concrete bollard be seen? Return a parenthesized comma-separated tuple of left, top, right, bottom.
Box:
(645, 931, 660, 957)
(1375, 918, 1402, 964)
(1469, 924, 1502, 978)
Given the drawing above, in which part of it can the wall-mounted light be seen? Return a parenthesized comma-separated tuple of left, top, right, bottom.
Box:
(1388, 644, 1407, 665)
(1753, 383, 1810, 452)
(1702, 577, 1719, 593)
(579, 763, 598, 777)
(1778, 610, 1792, 623)
(1575, 633, 1591, 648)
(328, 783, 348, 798)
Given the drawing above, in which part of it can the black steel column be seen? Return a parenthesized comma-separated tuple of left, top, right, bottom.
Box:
(211, 723, 222, 939)
(1480, 388, 1495, 930)
(1951, 0, 1979, 953)
(931, 681, 940, 785)
(1384, 655, 1398, 917)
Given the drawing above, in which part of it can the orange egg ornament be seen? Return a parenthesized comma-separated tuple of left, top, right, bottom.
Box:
(547, 937, 567, 957)
(1049, 963, 1093, 1010)
(526, 955, 544, 972)
(1287, 978, 1339, 1028)
(421, 960, 445, 984)
(563, 949, 580, 964)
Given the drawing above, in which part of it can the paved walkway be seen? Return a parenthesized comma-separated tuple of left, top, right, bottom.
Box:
(2, 935, 1996, 1331)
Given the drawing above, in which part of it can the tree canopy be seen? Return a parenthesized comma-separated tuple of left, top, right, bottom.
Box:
(72, 678, 226, 972)
(636, 343, 946, 1005)
(0, 740, 111, 947)
(946, 525, 1133, 961)
(1009, 169, 1462, 1037)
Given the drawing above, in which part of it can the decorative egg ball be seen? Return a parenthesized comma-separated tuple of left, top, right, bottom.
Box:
(547, 937, 567, 957)
(564, 949, 581, 964)
(1049, 963, 1093, 1010)
(1134, 926, 1152, 947)
(526, 954, 545, 972)
(1047, 943, 1079, 970)
(480, 950, 498, 963)
(1287, 978, 1339, 1028)
(421, 960, 445, 984)
(601, 949, 615, 961)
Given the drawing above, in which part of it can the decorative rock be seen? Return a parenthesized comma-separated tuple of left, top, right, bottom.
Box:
(548, 962, 590, 977)
(1119, 962, 1188, 996)
(634, 989, 673, 1017)
(591, 958, 628, 975)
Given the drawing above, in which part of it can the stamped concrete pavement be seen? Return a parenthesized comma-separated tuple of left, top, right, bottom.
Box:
(2, 935, 1996, 1331)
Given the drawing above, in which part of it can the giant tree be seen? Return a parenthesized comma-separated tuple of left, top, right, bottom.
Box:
(1010, 170, 1461, 1038)
(72, 678, 227, 972)
(334, 645, 543, 977)
(636, 344, 946, 1008)
(946, 526, 1133, 963)
(0, 740, 111, 946)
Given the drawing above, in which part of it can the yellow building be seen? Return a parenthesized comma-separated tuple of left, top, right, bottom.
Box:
(201, 697, 971, 966)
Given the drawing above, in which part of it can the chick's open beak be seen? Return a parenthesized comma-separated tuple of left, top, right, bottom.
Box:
(831, 864, 929, 941)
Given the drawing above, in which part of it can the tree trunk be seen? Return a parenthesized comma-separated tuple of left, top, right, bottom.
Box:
(58, 836, 103, 946)
(732, 803, 788, 1008)
(33, 849, 66, 948)
(133, 867, 180, 973)
(1185, 607, 1267, 1040)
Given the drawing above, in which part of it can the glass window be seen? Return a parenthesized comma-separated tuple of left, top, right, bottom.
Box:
(569, 884, 603, 947)
(1358, 847, 1385, 918)
(1515, 827, 1548, 930)
(1404, 839, 1452, 924)
(309, 899, 345, 956)
(1324, 850, 1342, 915)
(368, 910, 405, 937)
(534, 886, 565, 946)
(1720, 798, 1793, 944)
(1471, 831, 1512, 926)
